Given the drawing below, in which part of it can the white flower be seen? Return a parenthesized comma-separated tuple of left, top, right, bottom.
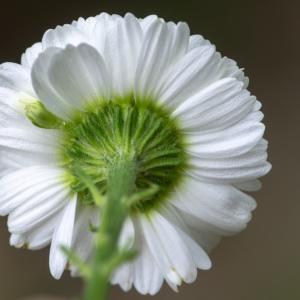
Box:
(0, 13, 270, 295)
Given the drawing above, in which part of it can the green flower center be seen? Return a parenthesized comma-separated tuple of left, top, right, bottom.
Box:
(25, 97, 187, 213)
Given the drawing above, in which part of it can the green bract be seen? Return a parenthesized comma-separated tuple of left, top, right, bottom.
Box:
(26, 97, 187, 212)
(24, 100, 65, 129)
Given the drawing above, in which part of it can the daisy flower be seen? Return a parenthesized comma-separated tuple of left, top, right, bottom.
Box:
(0, 13, 270, 295)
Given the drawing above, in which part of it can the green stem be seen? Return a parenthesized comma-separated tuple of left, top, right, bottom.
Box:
(83, 155, 137, 300)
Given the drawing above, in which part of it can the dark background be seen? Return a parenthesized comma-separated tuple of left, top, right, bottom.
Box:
(0, 1, 299, 299)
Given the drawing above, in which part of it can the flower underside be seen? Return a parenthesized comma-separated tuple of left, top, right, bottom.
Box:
(26, 97, 187, 212)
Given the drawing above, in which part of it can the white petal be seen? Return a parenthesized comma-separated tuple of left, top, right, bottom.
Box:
(111, 262, 133, 292)
(0, 164, 12, 177)
(8, 180, 69, 234)
(26, 212, 64, 250)
(49, 194, 77, 279)
(91, 13, 119, 55)
(172, 178, 257, 234)
(0, 87, 30, 128)
(130, 217, 164, 295)
(112, 217, 164, 295)
(0, 63, 35, 96)
(0, 166, 64, 216)
(140, 216, 175, 281)
(219, 57, 249, 87)
(72, 17, 98, 38)
(102, 13, 143, 97)
(10, 234, 25, 248)
(188, 139, 270, 183)
(118, 217, 135, 249)
(11, 211, 64, 250)
(76, 14, 122, 58)
(31, 47, 75, 119)
(70, 206, 99, 275)
(135, 20, 190, 100)
(0, 148, 57, 170)
(156, 45, 217, 108)
(172, 78, 256, 131)
(111, 218, 135, 290)
(0, 127, 60, 154)
(188, 35, 210, 50)
(140, 212, 198, 287)
(186, 120, 265, 159)
(167, 21, 190, 65)
(174, 209, 221, 252)
(157, 45, 249, 108)
(160, 204, 212, 270)
(234, 179, 262, 191)
(42, 24, 88, 49)
(49, 44, 111, 104)
(21, 43, 43, 68)
(133, 245, 164, 295)
(189, 161, 271, 184)
(139, 15, 158, 32)
(190, 143, 267, 170)
(36, 44, 111, 114)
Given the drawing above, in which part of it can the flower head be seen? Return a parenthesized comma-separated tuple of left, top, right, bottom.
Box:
(0, 13, 270, 294)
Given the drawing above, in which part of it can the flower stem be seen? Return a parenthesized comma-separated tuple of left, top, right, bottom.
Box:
(83, 155, 137, 300)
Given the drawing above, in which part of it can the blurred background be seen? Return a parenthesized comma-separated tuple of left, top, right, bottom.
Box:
(0, 0, 299, 299)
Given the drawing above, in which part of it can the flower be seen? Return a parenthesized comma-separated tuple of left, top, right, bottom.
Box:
(0, 13, 270, 295)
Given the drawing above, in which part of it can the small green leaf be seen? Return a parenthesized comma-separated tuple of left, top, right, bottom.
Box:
(127, 183, 160, 207)
(73, 165, 106, 207)
(61, 245, 91, 279)
(24, 100, 64, 129)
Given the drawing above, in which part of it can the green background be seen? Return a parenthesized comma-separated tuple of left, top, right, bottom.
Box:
(0, 0, 299, 299)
